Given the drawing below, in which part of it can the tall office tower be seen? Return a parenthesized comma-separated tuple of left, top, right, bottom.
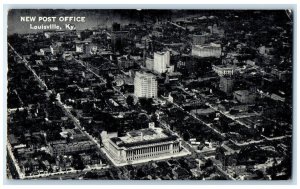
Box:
(110, 22, 128, 53)
(134, 71, 158, 98)
(153, 51, 170, 73)
(219, 76, 234, 94)
(111, 31, 128, 53)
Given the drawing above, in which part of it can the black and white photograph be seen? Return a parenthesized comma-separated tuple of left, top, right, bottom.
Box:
(5, 8, 294, 181)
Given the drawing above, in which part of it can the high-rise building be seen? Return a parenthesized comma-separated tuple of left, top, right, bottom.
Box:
(110, 22, 128, 53)
(153, 51, 170, 73)
(111, 31, 128, 53)
(219, 77, 234, 94)
(134, 71, 157, 98)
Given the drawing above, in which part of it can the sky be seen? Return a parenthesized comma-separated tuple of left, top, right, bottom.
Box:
(7, 9, 290, 35)
(8, 9, 145, 34)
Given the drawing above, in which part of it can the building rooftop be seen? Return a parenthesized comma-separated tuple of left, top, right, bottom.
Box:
(213, 64, 235, 69)
(110, 127, 178, 148)
(154, 51, 170, 55)
(234, 90, 251, 96)
(135, 71, 156, 78)
(193, 43, 221, 48)
(51, 140, 95, 150)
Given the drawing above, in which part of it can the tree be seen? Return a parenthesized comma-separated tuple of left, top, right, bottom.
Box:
(126, 95, 134, 107)
(203, 159, 213, 169)
(182, 131, 190, 141)
(49, 93, 57, 102)
(72, 155, 85, 170)
(150, 113, 158, 123)
(48, 167, 53, 173)
(139, 98, 155, 114)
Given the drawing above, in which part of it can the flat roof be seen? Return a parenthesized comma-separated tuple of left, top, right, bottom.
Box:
(110, 127, 178, 148)
(193, 43, 221, 48)
(234, 90, 251, 96)
(135, 71, 156, 78)
(213, 64, 235, 69)
(154, 51, 169, 55)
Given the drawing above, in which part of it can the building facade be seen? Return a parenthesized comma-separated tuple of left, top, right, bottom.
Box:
(145, 57, 154, 71)
(192, 34, 208, 45)
(153, 51, 170, 73)
(111, 31, 128, 53)
(212, 65, 235, 77)
(134, 71, 157, 98)
(75, 43, 85, 53)
(49, 140, 96, 156)
(233, 90, 256, 104)
(101, 124, 188, 165)
(219, 77, 234, 94)
(75, 42, 97, 54)
(50, 43, 62, 55)
(191, 43, 222, 58)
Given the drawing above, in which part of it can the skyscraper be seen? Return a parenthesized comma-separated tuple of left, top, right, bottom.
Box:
(111, 31, 128, 53)
(153, 51, 170, 73)
(110, 22, 128, 53)
(219, 77, 234, 94)
(134, 71, 158, 98)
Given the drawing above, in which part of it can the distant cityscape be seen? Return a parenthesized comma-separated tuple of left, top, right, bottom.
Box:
(7, 9, 293, 180)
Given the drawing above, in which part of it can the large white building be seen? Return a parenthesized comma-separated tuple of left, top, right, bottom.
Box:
(153, 51, 170, 73)
(101, 123, 190, 166)
(134, 71, 157, 98)
(212, 65, 235, 77)
(191, 43, 222, 58)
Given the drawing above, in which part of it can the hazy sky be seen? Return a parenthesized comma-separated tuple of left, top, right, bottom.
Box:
(7, 9, 226, 34)
(7, 9, 145, 34)
(7, 9, 290, 35)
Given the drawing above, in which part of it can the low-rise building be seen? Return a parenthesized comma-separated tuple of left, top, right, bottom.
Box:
(219, 77, 234, 94)
(40, 48, 51, 56)
(191, 43, 222, 58)
(49, 140, 96, 156)
(192, 34, 209, 45)
(50, 42, 62, 55)
(101, 123, 190, 166)
(233, 90, 256, 104)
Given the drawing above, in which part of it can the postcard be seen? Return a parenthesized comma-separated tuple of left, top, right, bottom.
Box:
(6, 9, 293, 180)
